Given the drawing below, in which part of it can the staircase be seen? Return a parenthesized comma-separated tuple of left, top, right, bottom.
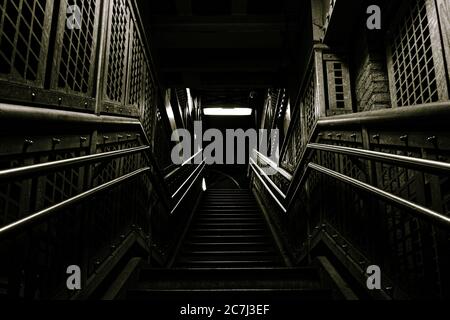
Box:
(104, 189, 357, 301)
(175, 189, 283, 267)
(127, 267, 331, 302)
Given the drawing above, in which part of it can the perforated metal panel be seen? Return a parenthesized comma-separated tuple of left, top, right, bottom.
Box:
(302, 67, 316, 139)
(94, 138, 141, 186)
(373, 146, 432, 294)
(38, 152, 85, 209)
(142, 65, 156, 141)
(103, 0, 130, 105)
(281, 112, 302, 173)
(153, 107, 173, 169)
(262, 89, 280, 131)
(389, 0, 449, 107)
(0, 0, 53, 86)
(52, 0, 101, 97)
(0, 161, 26, 226)
(127, 21, 145, 111)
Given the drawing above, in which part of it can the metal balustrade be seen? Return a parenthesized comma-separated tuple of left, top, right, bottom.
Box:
(0, 104, 205, 299)
(250, 101, 450, 299)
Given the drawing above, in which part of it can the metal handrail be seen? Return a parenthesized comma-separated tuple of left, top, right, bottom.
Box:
(253, 154, 450, 229)
(0, 103, 141, 126)
(309, 163, 450, 229)
(0, 103, 206, 215)
(250, 162, 287, 213)
(250, 158, 286, 200)
(0, 167, 151, 239)
(0, 146, 150, 181)
(171, 161, 206, 214)
(317, 101, 450, 128)
(164, 149, 204, 180)
(251, 103, 450, 223)
(253, 141, 450, 213)
(308, 143, 450, 174)
(0, 103, 171, 195)
(171, 158, 205, 199)
(252, 150, 293, 181)
(280, 101, 450, 199)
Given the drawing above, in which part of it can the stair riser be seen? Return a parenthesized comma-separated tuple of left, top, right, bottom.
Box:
(184, 243, 275, 251)
(196, 218, 263, 222)
(193, 223, 266, 228)
(187, 236, 272, 243)
(175, 189, 282, 267)
(127, 289, 331, 301)
(190, 229, 268, 235)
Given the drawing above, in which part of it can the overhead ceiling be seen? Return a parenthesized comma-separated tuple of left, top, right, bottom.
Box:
(137, 0, 306, 90)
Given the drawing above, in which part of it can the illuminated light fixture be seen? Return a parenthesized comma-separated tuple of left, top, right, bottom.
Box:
(203, 108, 253, 116)
(202, 178, 207, 191)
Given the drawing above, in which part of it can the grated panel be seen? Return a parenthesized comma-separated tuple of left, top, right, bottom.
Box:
(0, 0, 52, 85)
(52, 0, 100, 96)
(104, 0, 130, 104)
(389, 0, 448, 106)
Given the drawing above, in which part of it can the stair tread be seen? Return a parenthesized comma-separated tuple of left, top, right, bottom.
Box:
(174, 189, 283, 268)
(188, 235, 271, 238)
(177, 260, 279, 264)
(196, 218, 263, 221)
(193, 223, 265, 226)
(185, 242, 273, 246)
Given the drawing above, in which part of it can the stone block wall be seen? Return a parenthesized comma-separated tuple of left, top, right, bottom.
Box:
(352, 31, 391, 112)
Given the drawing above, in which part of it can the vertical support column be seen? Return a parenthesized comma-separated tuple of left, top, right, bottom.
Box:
(310, 0, 327, 129)
(435, 0, 450, 97)
(425, 0, 449, 101)
(95, 0, 111, 116)
(313, 44, 328, 119)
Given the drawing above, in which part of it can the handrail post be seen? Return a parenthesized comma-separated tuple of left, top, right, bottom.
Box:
(313, 43, 328, 120)
(95, 0, 111, 115)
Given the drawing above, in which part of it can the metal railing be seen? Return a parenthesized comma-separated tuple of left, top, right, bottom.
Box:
(0, 143, 206, 236)
(250, 101, 450, 299)
(0, 167, 151, 239)
(251, 143, 450, 226)
(0, 104, 206, 299)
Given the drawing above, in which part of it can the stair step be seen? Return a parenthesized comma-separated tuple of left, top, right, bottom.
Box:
(190, 228, 267, 235)
(138, 267, 320, 281)
(189, 235, 271, 240)
(197, 213, 261, 218)
(205, 194, 253, 196)
(174, 187, 282, 268)
(207, 189, 251, 192)
(196, 217, 263, 222)
(202, 206, 259, 209)
(185, 242, 274, 249)
(200, 209, 260, 212)
(202, 201, 256, 205)
(203, 196, 254, 199)
(131, 267, 328, 300)
(127, 288, 331, 301)
(180, 250, 276, 256)
(176, 260, 280, 267)
(178, 254, 279, 262)
(193, 222, 265, 228)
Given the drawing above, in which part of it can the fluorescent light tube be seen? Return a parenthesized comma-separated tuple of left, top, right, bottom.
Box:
(203, 108, 253, 116)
